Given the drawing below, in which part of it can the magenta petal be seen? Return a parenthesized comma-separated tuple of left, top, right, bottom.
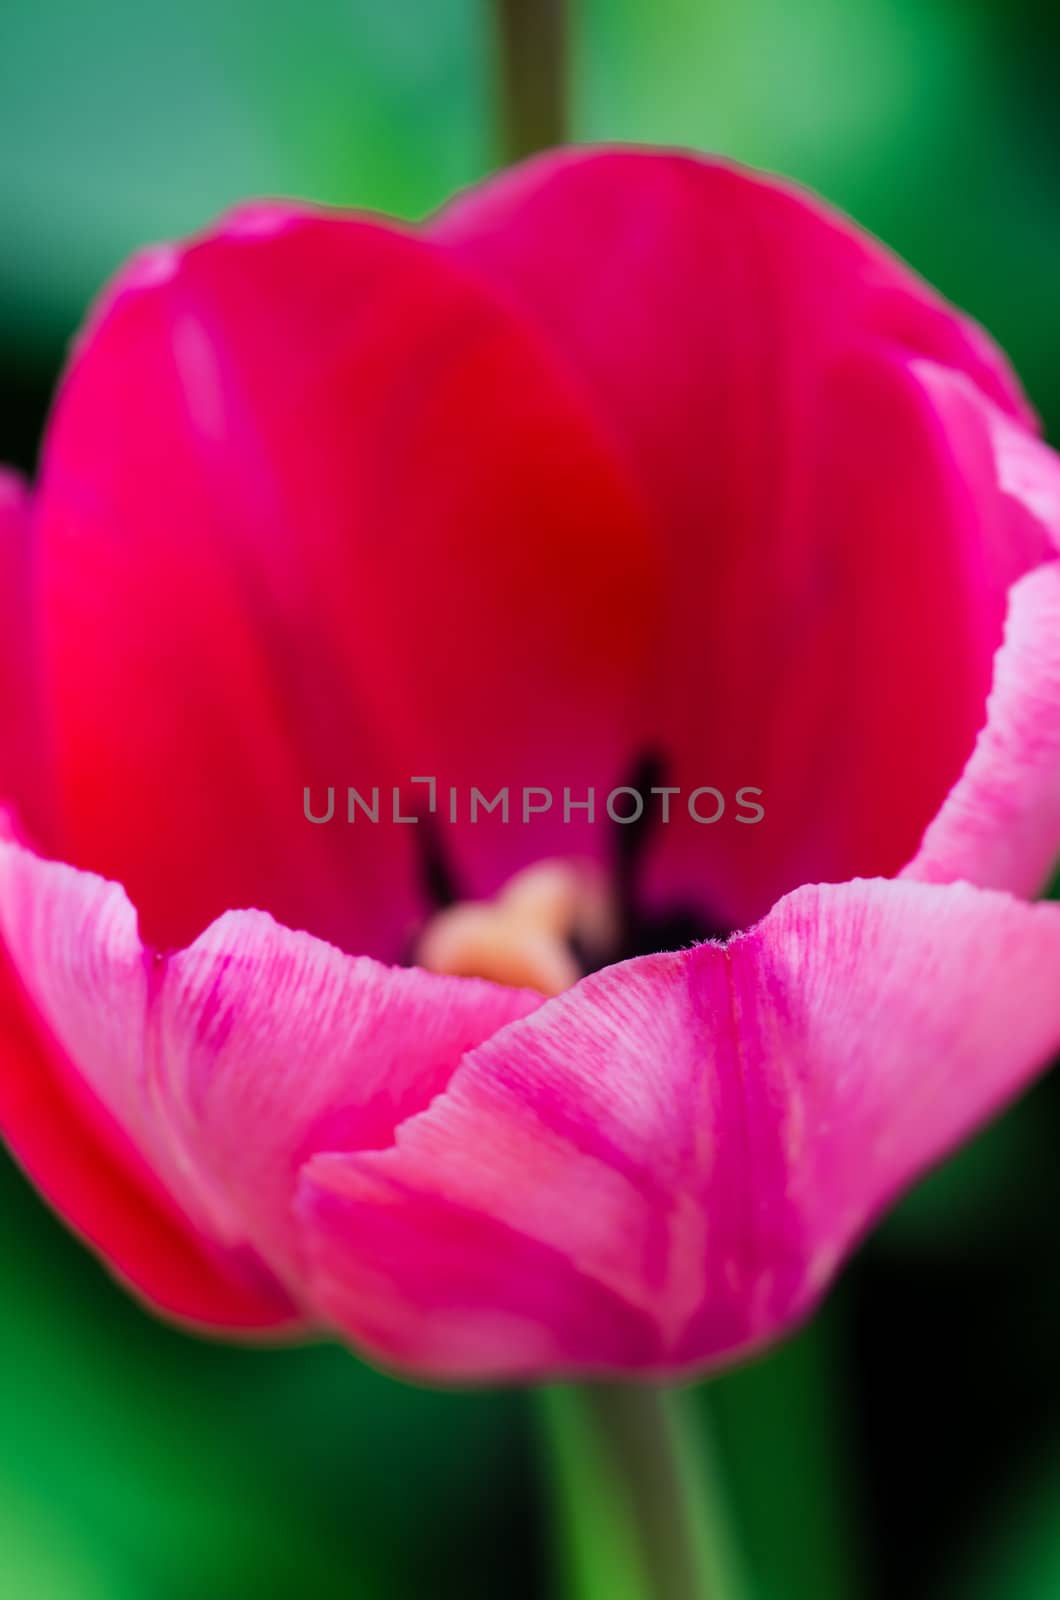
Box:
(0, 831, 543, 1308)
(294, 879, 1060, 1381)
(432, 148, 1046, 930)
(34, 205, 656, 957)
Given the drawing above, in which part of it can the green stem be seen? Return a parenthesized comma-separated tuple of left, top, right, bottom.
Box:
(540, 1383, 748, 1600)
(491, 0, 569, 162)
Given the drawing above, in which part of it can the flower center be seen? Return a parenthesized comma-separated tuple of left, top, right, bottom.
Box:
(414, 859, 617, 995)
(411, 756, 738, 988)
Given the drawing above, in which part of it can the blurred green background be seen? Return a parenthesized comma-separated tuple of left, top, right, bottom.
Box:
(2, 2, 1059, 1596)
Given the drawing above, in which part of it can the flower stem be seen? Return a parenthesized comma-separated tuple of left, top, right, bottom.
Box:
(491, 0, 569, 162)
(539, 1383, 748, 1600)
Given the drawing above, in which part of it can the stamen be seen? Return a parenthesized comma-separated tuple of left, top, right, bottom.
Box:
(415, 859, 616, 995)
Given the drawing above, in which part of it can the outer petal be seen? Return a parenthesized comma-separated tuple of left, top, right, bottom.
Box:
(432, 149, 1047, 931)
(294, 878, 1060, 1380)
(902, 367, 1060, 895)
(903, 563, 1060, 897)
(0, 832, 295, 1330)
(433, 150, 1029, 429)
(35, 203, 656, 958)
(0, 830, 543, 1316)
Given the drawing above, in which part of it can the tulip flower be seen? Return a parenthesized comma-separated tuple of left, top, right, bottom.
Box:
(2, 147, 1060, 1395)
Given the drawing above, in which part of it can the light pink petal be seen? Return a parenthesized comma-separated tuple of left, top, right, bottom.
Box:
(904, 561, 1060, 896)
(34, 204, 656, 958)
(0, 830, 543, 1308)
(0, 827, 296, 1329)
(0, 958, 296, 1330)
(901, 365, 1060, 895)
(432, 148, 1046, 932)
(295, 878, 1060, 1380)
(901, 360, 1060, 570)
(152, 915, 543, 1282)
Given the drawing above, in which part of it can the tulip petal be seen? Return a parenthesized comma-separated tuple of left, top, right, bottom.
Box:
(34, 204, 656, 958)
(0, 830, 543, 1313)
(149, 915, 543, 1281)
(899, 364, 1060, 895)
(0, 834, 296, 1330)
(433, 149, 1048, 931)
(294, 878, 1060, 1380)
(904, 561, 1060, 896)
(433, 150, 1029, 430)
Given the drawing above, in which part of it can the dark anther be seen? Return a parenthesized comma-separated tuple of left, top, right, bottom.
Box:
(416, 811, 461, 910)
(614, 749, 667, 893)
(607, 749, 736, 963)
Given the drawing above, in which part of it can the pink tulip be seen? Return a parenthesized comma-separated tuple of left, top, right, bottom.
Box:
(2, 147, 1060, 1380)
